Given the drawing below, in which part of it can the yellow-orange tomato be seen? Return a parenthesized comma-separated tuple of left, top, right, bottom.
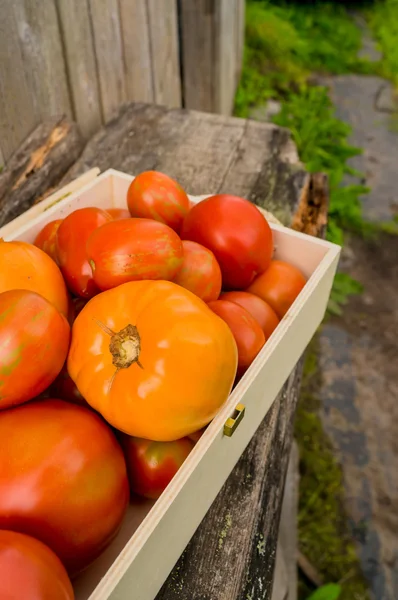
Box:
(0, 240, 69, 316)
(68, 280, 238, 441)
(34, 219, 62, 264)
(220, 291, 279, 339)
(173, 240, 222, 302)
(247, 260, 307, 318)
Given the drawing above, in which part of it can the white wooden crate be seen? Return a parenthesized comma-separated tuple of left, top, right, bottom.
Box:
(0, 169, 340, 600)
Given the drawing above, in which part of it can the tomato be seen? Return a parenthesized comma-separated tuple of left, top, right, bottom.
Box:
(0, 290, 70, 410)
(0, 240, 69, 316)
(105, 207, 131, 220)
(50, 363, 87, 407)
(120, 436, 194, 500)
(247, 260, 307, 318)
(0, 399, 129, 575)
(127, 171, 190, 232)
(68, 280, 237, 441)
(187, 427, 206, 443)
(86, 218, 184, 290)
(173, 240, 222, 302)
(220, 291, 279, 340)
(208, 300, 265, 372)
(67, 296, 88, 326)
(56, 207, 112, 298)
(0, 530, 74, 600)
(34, 219, 63, 264)
(181, 195, 273, 289)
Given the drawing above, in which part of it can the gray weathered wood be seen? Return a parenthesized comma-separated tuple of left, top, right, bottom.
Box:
(0, 0, 38, 161)
(56, 0, 102, 139)
(0, 146, 4, 170)
(88, 0, 127, 122)
(236, 0, 245, 86)
(147, 0, 182, 107)
(272, 543, 289, 600)
(215, 0, 238, 115)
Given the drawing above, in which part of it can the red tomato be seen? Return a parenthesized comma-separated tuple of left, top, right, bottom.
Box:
(173, 240, 222, 302)
(0, 399, 129, 575)
(0, 530, 74, 600)
(220, 291, 279, 339)
(181, 195, 273, 289)
(67, 296, 88, 325)
(0, 290, 70, 410)
(56, 207, 112, 298)
(247, 260, 307, 318)
(208, 300, 265, 371)
(187, 427, 206, 443)
(105, 207, 131, 220)
(120, 436, 194, 499)
(87, 218, 184, 290)
(50, 363, 87, 407)
(127, 171, 190, 232)
(34, 219, 62, 264)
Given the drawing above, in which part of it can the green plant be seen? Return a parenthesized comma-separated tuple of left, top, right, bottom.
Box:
(327, 272, 364, 317)
(307, 584, 342, 600)
(368, 0, 398, 85)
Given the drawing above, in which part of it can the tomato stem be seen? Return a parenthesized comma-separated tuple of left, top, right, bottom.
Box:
(109, 324, 141, 370)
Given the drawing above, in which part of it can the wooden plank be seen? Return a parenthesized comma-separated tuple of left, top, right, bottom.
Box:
(119, 0, 154, 103)
(236, 0, 245, 86)
(147, 0, 182, 107)
(0, 146, 4, 170)
(272, 543, 289, 600)
(11, 0, 72, 122)
(215, 0, 239, 115)
(56, 0, 102, 139)
(0, 0, 38, 161)
(88, 0, 127, 122)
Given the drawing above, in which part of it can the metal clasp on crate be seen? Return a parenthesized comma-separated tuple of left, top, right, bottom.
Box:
(223, 403, 245, 437)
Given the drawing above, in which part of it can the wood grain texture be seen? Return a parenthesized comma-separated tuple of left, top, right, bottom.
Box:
(0, 0, 38, 161)
(56, 0, 102, 139)
(215, 0, 238, 115)
(147, 0, 182, 107)
(88, 0, 127, 122)
(236, 0, 245, 85)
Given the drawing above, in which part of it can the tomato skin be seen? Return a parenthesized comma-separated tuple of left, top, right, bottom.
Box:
(127, 171, 190, 232)
(247, 260, 307, 318)
(187, 427, 206, 443)
(0, 399, 129, 575)
(220, 291, 279, 340)
(173, 240, 222, 302)
(0, 240, 69, 316)
(50, 363, 88, 407)
(0, 290, 70, 410)
(105, 207, 131, 220)
(120, 436, 194, 499)
(181, 195, 273, 289)
(34, 219, 63, 264)
(68, 280, 238, 441)
(87, 218, 184, 290)
(208, 300, 265, 371)
(56, 207, 112, 298)
(0, 530, 74, 600)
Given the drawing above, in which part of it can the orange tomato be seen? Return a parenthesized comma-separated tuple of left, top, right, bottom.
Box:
(173, 240, 222, 302)
(87, 218, 184, 290)
(247, 260, 307, 318)
(68, 280, 238, 441)
(220, 291, 279, 339)
(120, 436, 194, 500)
(208, 299, 265, 371)
(105, 207, 131, 220)
(0, 290, 70, 409)
(0, 240, 69, 316)
(0, 530, 74, 600)
(127, 171, 190, 232)
(56, 207, 112, 298)
(34, 219, 62, 264)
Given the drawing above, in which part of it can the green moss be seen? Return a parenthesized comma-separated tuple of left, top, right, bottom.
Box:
(295, 340, 369, 600)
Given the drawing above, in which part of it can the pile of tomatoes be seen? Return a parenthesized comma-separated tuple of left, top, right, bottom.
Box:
(0, 170, 306, 598)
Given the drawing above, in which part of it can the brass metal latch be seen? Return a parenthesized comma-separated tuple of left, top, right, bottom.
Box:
(223, 403, 245, 437)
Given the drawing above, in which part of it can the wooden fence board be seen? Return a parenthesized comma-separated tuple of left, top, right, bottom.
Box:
(215, 0, 238, 115)
(119, 0, 154, 103)
(88, 0, 127, 122)
(236, 0, 245, 86)
(56, 0, 102, 139)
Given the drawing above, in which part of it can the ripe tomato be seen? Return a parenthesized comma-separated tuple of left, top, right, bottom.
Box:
(68, 280, 238, 441)
(181, 195, 273, 289)
(0, 240, 69, 316)
(56, 207, 112, 298)
(220, 291, 279, 340)
(120, 436, 194, 499)
(173, 240, 222, 302)
(127, 171, 190, 232)
(0, 530, 74, 600)
(50, 363, 87, 407)
(187, 427, 206, 443)
(34, 219, 62, 264)
(105, 207, 131, 220)
(0, 290, 70, 409)
(208, 300, 265, 372)
(86, 218, 184, 290)
(67, 296, 88, 326)
(247, 260, 307, 318)
(0, 399, 129, 575)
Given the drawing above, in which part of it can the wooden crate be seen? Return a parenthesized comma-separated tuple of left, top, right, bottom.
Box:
(0, 169, 340, 600)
